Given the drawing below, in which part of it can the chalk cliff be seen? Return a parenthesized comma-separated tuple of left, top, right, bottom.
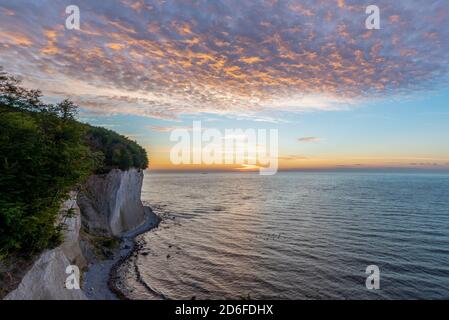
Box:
(4, 169, 146, 300)
(78, 168, 146, 237)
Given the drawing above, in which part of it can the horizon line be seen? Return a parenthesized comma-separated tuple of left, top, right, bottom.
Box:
(146, 167, 449, 174)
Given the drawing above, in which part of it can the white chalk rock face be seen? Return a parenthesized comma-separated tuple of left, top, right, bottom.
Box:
(5, 249, 87, 300)
(78, 169, 145, 237)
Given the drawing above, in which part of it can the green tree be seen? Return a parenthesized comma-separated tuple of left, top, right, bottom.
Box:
(0, 67, 45, 112)
(50, 99, 78, 121)
(0, 71, 95, 258)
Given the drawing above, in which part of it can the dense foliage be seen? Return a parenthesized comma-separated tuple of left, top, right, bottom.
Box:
(86, 126, 148, 172)
(0, 68, 148, 259)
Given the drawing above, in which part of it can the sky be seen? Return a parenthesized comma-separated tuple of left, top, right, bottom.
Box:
(1, 0, 448, 171)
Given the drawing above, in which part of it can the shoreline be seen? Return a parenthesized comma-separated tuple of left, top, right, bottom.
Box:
(110, 233, 167, 300)
(83, 206, 160, 300)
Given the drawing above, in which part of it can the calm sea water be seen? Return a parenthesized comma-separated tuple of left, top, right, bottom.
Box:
(131, 171, 449, 299)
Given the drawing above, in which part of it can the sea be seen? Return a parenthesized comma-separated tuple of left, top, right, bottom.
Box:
(124, 171, 449, 299)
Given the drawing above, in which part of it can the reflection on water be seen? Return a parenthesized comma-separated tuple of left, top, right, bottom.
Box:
(128, 171, 449, 299)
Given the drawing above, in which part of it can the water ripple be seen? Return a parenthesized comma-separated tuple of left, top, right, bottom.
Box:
(129, 172, 449, 299)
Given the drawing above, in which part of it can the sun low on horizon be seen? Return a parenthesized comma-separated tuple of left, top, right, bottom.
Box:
(1, 0, 449, 172)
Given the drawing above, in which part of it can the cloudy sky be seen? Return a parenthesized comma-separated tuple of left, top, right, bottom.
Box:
(1, 0, 449, 171)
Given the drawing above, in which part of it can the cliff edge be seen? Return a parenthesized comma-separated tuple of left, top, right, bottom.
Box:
(78, 168, 146, 237)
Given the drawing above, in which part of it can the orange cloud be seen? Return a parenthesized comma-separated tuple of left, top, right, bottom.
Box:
(0, 31, 32, 46)
(1, 0, 449, 120)
(107, 43, 126, 50)
(298, 137, 321, 142)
